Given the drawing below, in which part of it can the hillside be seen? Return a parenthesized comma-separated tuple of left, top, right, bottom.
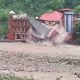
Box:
(0, 0, 80, 16)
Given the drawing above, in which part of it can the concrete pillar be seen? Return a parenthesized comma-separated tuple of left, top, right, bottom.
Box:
(64, 12, 74, 42)
(64, 12, 74, 33)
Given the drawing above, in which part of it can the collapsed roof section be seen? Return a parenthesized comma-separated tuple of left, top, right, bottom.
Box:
(28, 17, 51, 38)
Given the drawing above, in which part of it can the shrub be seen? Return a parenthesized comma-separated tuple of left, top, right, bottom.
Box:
(0, 8, 10, 21)
(0, 74, 34, 80)
(75, 5, 80, 14)
(0, 21, 8, 39)
(74, 21, 80, 38)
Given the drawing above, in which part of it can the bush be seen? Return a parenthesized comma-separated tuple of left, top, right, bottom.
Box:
(0, 9, 9, 39)
(75, 5, 80, 14)
(0, 21, 8, 39)
(0, 74, 34, 80)
(0, 8, 10, 21)
(74, 21, 80, 38)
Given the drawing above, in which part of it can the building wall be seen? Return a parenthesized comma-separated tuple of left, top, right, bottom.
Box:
(8, 15, 30, 41)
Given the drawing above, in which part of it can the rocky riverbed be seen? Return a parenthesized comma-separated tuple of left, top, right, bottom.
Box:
(0, 50, 80, 74)
(0, 42, 80, 80)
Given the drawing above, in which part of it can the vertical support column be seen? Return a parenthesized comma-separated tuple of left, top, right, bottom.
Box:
(64, 12, 74, 41)
(64, 12, 74, 33)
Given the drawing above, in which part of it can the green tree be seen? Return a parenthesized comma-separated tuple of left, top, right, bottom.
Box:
(75, 5, 80, 14)
(65, 0, 80, 8)
(50, 0, 65, 10)
(0, 8, 10, 21)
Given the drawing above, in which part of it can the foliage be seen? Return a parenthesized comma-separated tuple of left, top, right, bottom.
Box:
(50, 0, 65, 10)
(0, 8, 10, 21)
(0, 0, 79, 16)
(0, 74, 34, 80)
(74, 22, 80, 38)
(0, 21, 8, 38)
(75, 5, 80, 14)
(65, 0, 80, 8)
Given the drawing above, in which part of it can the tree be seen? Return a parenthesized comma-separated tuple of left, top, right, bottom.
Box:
(0, 8, 10, 21)
(65, 0, 80, 8)
(50, 0, 65, 10)
(75, 5, 80, 14)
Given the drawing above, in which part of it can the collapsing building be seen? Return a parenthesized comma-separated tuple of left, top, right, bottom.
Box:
(39, 9, 74, 43)
(7, 9, 74, 44)
(8, 12, 50, 42)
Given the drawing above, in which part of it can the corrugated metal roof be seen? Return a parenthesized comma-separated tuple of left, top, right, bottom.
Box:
(28, 17, 51, 37)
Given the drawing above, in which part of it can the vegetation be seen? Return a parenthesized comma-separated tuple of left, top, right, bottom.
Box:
(0, 0, 79, 17)
(75, 5, 80, 14)
(0, 0, 80, 38)
(0, 74, 34, 80)
(74, 22, 80, 38)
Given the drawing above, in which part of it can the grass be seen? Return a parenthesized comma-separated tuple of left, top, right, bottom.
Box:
(0, 74, 34, 80)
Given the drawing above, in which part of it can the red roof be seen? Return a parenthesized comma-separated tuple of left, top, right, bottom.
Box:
(39, 11, 63, 21)
(39, 12, 51, 19)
